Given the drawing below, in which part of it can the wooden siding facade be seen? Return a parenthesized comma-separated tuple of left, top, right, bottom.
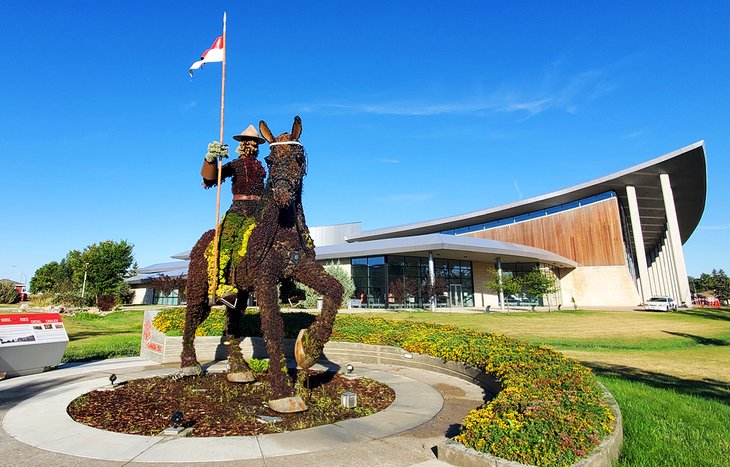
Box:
(465, 198, 627, 266)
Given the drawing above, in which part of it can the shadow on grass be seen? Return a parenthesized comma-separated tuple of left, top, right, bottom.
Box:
(586, 362, 730, 404)
(662, 331, 729, 346)
(68, 330, 140, 340)
(676, 307, 730, 321)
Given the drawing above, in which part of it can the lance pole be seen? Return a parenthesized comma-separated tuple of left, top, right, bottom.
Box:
(210, 11, 227, 304)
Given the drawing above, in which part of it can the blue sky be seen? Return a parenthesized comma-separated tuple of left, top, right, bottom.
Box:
(1, 0, 728, 286)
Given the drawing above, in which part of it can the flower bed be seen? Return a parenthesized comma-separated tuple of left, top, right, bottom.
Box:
(152, 310, 616, 466)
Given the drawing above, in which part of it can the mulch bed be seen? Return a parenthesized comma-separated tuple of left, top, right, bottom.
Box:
(67, 370, 395, 437)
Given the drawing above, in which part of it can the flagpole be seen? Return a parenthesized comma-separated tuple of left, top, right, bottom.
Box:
(210, 11, 227, 304)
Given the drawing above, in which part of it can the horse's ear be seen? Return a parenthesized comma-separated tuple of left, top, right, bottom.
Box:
(259, 120, 275, 143)
(291, 116, 302, 141)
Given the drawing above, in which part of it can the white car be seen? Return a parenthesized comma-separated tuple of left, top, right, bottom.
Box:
(643, 296, 678, 312)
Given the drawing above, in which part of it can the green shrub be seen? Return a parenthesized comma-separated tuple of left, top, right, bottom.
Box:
(248, 357, 269, 373)
(0, 280, 19, 304)
(52, 292, 91, 307)
(96, 294, 116, 311)
(73, 311, 104, 321)
(115, 282, 134, 305)
(152, 307, 316, 338)
(29, 293, 54, 307)
(296, 265, 355, 308)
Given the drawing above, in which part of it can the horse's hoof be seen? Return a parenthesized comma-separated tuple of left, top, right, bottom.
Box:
(294, 329, 317, 369)
(227, 371, 256, 383)
(171, 365, 204, 380)
(268, 396, 308, 413)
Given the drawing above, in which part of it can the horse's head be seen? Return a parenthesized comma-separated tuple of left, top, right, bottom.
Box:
(259, 116, 306, 209)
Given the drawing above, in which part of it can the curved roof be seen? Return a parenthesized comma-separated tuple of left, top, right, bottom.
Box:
(347, 141, 707, 251)
(317, 233, 578, 269)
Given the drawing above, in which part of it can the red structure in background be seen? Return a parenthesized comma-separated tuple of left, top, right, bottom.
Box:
(14, 284, 28, 302)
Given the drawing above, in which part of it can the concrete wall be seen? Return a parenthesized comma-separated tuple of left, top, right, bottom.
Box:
(472, 261, 500, 308)
(560, 266, 641, 307)
(130, 286, 154, 305)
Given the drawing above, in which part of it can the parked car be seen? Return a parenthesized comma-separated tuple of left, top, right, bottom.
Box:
(643, 296, 677, 312)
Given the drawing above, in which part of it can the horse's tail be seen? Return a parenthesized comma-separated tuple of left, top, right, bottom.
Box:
(187, 229, 215, 306)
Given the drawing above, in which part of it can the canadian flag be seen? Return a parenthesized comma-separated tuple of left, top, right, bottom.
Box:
(189, 36, 224, 77)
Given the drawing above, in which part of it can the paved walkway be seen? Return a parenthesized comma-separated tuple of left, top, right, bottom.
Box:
(1, 357, 485, 466)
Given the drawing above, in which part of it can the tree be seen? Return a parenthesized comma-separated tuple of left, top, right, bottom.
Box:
(296, 265, 355, 309)
(0, 280, 19, 304)
(689, 273, 714, 295)
(522, 267, 559, 311)
(712, 269, 730, 304)
(421, 276, 449, 309)
(689, 269, 730, 305)
(148, 273, 186, 296)
(29, 240, 135, 305)
(389, 277, 419, 307)
(29, 259, 74, 293)
(75, 240, 135, 298)
(484, 269, 523, 312)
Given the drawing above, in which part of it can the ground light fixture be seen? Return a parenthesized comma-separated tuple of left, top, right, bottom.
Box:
(163, 411, 186, 435)
(341, 391, 357, 409)
(109, 374, 117, 386)
(171, 411, 184, 428)
(346, 364, 354, 374)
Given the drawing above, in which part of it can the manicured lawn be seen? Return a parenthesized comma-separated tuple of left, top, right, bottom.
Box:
(601, 376, 730, 467)
(368, 308, 730, 382)
(61, 310, 144, 362)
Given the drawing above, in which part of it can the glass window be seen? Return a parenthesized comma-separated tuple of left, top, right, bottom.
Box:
(367, 256, 385, 266)
(351, 263, 368, 277)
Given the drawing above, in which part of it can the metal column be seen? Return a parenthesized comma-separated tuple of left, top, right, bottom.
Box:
(496, 257, 504, 310)
(626, 186, 651, 301)
(428, 251, 436, 312)
(659, 173, 692, 307)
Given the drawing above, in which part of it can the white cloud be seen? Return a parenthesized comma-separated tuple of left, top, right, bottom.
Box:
(624, 130, 646, 139)
(377, 158, 400, 164)
(296, 62, 618, 118)
(513, 180, 523, 199)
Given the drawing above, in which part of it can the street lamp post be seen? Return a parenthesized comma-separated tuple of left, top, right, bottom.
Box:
(81, 263, 89, 299)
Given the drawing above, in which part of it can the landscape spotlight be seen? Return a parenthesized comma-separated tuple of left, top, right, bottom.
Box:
(171, 411, 184, 428)
(109, 374, 117, 386)
(341, 391, 357, 409)
(346, 364, 354, 374)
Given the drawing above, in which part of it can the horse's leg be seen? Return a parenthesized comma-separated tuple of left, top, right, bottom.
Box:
(256, 272, 307, 412)
(226, 289, 255, 382)
(180, 229, 215, 374)
(292, 258, 344, 369)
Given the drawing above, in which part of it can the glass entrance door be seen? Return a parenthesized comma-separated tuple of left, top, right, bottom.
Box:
(450, 284, 463, 307)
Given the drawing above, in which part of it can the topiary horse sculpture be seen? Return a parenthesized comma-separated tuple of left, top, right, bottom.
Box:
(180, 116, 344, 413)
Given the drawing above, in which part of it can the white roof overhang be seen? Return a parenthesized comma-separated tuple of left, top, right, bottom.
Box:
(347, 141, 707, 253)
(316, 233, 577, 269)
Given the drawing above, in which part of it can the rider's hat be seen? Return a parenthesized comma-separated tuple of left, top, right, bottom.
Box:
(233, 124, 266, 144)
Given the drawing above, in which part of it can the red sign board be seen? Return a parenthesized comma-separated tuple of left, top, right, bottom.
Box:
(0, 313, 68, 347)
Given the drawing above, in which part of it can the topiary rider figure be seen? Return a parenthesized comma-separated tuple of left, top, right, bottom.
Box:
(199, 124, 266, 380)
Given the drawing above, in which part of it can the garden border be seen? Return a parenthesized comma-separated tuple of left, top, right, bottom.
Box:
(141, 310, 623, 466)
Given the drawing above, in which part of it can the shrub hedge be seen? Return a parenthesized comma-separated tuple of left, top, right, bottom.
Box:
(153, 310, 614, 466)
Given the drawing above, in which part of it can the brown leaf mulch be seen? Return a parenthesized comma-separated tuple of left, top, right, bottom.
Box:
(67, 371, 395, 437)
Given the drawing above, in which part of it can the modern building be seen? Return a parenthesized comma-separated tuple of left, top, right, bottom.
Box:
(128, 141, 707, 310)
